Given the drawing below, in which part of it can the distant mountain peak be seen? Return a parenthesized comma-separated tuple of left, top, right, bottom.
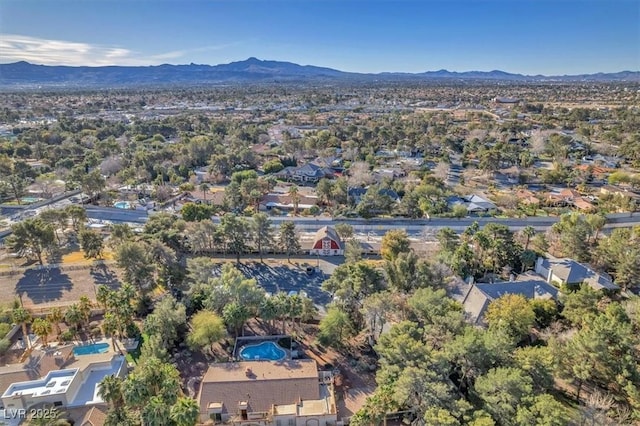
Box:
(0, 59, 638, 88)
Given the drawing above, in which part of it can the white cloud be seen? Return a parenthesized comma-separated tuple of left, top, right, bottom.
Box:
(0, 34, 239, 66)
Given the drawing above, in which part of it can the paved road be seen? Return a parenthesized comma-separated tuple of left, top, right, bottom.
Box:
(214, 213, 640, 237)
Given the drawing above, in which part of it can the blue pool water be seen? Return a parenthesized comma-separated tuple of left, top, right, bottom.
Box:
(239, 341, 286, 361)
(21, 197, 41, 204)
(113, 201, 130, 209)
(73, 342, 110, 356)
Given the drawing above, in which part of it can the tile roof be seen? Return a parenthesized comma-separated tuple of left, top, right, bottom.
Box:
(198, 360, 320, 415)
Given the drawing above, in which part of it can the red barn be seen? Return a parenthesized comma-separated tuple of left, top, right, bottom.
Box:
(310, 226, 344, 256)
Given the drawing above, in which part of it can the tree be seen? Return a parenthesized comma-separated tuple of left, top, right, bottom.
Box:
(114, 241, 154, 292)
(181, 202, 215, 222)
(109, 223, 133, 248)
(31, 318, 51, 347)
(380, 229, 411, 262)
(12, 306, 32, 349)
(252, 212, 273, 262)
(344, 239, 362, 263)
(516, 394, 569, 426)
(322, 261, 384, 329)
(384, 251, 433, 292)
(204, 263, 264, 315)
(6, 218, 55, 265)
(123, 357, 181, 412)
(279, 221, 300, 262)
(46, 307, 64, 336)
(79, 228, 104, 259)
(316, 178, 333, 205)
(186, 310, 226, 354)
(142, 395, 172, 426)
(39, 208, 68, 244)
(485, 294, 535, 341)
(317, 307, 354, 348)
(361, 292, 394, 341)
(288, 185, 300, 215)
(99, 374, 125, 411)
(81, 169, 106, 200)
(475, 367, 534, 426)
(220, 213, 250, 263)
(78, 295, 93, 326)
(64, 204, 87, 232)
(170, 397, 200, 426)
(335, 223, 354, 241)
(223, 301, 250, 336)
(520, 226, 536, 251)
(144, 296, 187, 351)
(64, 304, 84, 332)
(560, 285, 601, 326)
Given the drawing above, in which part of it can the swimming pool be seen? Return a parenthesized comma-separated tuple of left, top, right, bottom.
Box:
(239, 341, 286, 361)
(21, 197, 42, 204)
(73, 342, 110, 356)
(113, 201, 131, 209)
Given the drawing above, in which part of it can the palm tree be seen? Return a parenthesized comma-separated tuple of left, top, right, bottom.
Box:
(12, 306, 32, 349)
(98, 375, 125, 410)
(142, 395, 171, 426)
(170, 397, 200, 426)
(32, 318, 52, 347)
(199, 183, 210, 202)
(65, 304, 84, 333)
(78, 296, 93, 327)
(96, 285, 111, 310)
(288, 185, 300, 216)
(46, 307, 64, 336)
(521, 226, 535, 251)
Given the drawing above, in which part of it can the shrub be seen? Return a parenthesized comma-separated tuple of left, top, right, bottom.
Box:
(59, 330, 75, 342)
(0, 323, 12, 338)
(0, 338, 11, 355)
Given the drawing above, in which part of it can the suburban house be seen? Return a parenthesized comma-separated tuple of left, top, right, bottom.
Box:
(259, 193, 320, 212)
(348, 187, 401, 205)
(275, 163, 334, 183)
(514, 189, 541, 206)
(462, 277, 559, 325)
(535, 257, 619, 291)
(309, 226, 344, 256)
(197, 360, 337, 426)
(1, 352, 126, 412)
(600, 186, 640, 206)
(0, 345, 75, 405)
(447, 194, 497, 214)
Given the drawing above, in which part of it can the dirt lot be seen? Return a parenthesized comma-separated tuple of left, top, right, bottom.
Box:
(0, 262, 122, 310)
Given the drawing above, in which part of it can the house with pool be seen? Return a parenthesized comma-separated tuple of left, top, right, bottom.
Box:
(0, 342, 127, 414)
(197, 359, 338, 426)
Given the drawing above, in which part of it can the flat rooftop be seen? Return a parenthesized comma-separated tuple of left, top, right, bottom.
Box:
(4, 369, 78, 398)
(69, 355, 125, 407)
(202, 360, 318, 383)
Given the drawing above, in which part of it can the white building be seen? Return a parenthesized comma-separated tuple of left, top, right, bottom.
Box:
(1, 355, 126, 412)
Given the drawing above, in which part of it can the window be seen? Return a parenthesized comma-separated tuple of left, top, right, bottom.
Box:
(288, 419, 295, 426)
(211, 413, 222, 422)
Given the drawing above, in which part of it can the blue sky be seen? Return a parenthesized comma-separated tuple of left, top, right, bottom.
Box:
(0, 0, 638, 74)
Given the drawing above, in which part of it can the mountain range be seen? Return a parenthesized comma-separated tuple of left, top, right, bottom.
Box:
(1, 57, 638, 88)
